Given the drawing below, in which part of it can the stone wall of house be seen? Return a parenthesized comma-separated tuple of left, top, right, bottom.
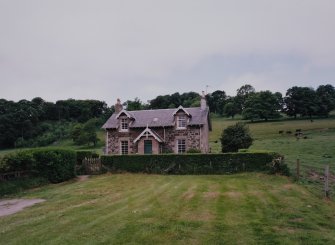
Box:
(106, 128, 142, 154)
(106, 125, 206, 155)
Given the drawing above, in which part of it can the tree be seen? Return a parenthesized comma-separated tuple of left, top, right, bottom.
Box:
(220, 122, 253, 153)
(125, 97, 145, 111)
(71, 119, 99, 146)
(235, 84, 256, 113)
(223, 98, 239, 118)
(206, 90, 227, 115)
(243, 91, 282, 121)
(284, 86, 318, 119)
(316, 84, 335, 116)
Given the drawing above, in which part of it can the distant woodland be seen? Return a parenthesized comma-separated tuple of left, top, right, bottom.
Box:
(0, 84, 334, 149)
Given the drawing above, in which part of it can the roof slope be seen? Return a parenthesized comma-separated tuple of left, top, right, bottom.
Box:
(102, 107, 210, 129)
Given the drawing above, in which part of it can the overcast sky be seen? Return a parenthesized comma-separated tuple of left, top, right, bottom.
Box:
(1, 0, 334, 106)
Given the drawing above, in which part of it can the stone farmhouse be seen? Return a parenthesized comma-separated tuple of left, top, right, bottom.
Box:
(102, 93, 211, 154)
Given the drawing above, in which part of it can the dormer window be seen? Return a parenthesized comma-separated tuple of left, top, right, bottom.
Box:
(177, 115, 187, 129)
(120, 118, 128, 131)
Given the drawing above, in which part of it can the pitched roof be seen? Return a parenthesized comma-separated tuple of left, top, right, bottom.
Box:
(102, 106, 210, 129)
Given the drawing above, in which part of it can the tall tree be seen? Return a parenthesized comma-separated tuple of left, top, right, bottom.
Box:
(235, 84, 256, 113)
(284, 86, 318, 119)
(243, 91, 282, 121)
(206, 90, 227, 115)
(316, 84, 335, 116)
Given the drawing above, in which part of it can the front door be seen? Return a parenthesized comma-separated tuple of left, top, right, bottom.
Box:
(144, 140, 152, 154)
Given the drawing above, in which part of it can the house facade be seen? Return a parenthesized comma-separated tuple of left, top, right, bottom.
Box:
(102, 93, 211, 154)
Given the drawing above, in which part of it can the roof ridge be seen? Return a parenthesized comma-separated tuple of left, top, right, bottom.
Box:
(127, 106, 201, 113)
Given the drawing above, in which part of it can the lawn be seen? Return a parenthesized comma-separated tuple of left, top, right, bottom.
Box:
(2, 173, 335, 244)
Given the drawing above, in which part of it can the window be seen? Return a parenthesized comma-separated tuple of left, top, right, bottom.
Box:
(177, 115, 187, 128)
(121, 118, 128, 131)
(121, 140, 128, 155)
(177, 139, 186, 153)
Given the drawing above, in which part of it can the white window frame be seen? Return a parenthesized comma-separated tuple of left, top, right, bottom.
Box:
(177, 139, 186, 154)
(120, 140, 129, 155)
(177, 115, 187, 129)
(120, 118, 129, 132)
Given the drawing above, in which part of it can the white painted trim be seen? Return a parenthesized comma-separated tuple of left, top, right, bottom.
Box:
(116, 109, 134, 119)
(172, 105, 191, 116)
(133, 127, 163, 143)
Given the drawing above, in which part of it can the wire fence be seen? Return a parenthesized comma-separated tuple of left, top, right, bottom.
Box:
(292, 159, 335, 199)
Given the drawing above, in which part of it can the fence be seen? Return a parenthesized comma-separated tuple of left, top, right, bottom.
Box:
(293, 159, 335, 199)
(82, 157, 103, 175)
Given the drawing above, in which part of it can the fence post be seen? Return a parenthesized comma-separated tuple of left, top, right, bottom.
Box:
(296, 159, 300, 181)
(325, 165, 330, 198)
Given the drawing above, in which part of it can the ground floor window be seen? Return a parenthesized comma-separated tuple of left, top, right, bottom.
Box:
(121, 140, 129, 155)
(177, 139, 186, 153)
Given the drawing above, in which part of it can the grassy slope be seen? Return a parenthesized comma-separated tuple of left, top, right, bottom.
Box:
(210, 117, 335, 169)
(2, 174, 335, 244)
(0, 129, 106, 157)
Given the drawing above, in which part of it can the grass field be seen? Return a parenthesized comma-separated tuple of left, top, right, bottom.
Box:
(210, 117, 335, 170)
(2, 173, 335, 244)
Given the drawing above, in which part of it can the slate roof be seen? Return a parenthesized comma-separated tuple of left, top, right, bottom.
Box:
(102, 107, 211, 129)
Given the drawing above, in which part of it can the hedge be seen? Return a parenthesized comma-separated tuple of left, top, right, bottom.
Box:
(0, 148, 76, 183)
(101, 152, 289, 175)
(32, 149, 76, 183)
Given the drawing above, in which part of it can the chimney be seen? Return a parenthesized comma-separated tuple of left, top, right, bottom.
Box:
(115, 98, 123, 113)
(200, 91, 207, 110)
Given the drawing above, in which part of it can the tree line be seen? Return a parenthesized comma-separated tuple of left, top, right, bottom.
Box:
(0, 98, 113, 148)
(1, 84, 334, 149)
(125, 84, 335, 121)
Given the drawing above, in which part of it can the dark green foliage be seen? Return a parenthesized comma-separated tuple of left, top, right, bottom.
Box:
(268, 156, 290, 176)
(32, 149, 76, 183)
(149, 92, 200, 109)
(71, 119, 99, 146)
(235, 84, 256, 113)
(316, 84, 335, 116)
(124, 97, 148, 111)
(0, 98, 111, 149)
(220, 123, 253, 153)
(206, 90, 227, 115)
(0, 177, 48, 197)
(186, 148, 202, 153)
(284, 86, 318, 119)
(223, 100, 240, 118)
(243, 91, 282, 121)
(0, 149, 76, 183)
(0, 151, 35, 173)
(101, 152, 287, 175)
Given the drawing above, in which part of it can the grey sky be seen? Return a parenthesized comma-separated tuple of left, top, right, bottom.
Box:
(1, 0, 334, 106)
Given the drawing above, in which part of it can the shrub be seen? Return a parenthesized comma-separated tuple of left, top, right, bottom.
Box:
(0, 177, 48, 197)
(0, 151, 35, 173)
(186, 148, 201, 154)
(32, 149, 76, 183)
(101, 152, 288, 175)
(220, 122, 253, 152)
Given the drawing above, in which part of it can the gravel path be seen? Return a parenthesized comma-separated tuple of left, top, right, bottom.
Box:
(0, 199, 45, 217)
